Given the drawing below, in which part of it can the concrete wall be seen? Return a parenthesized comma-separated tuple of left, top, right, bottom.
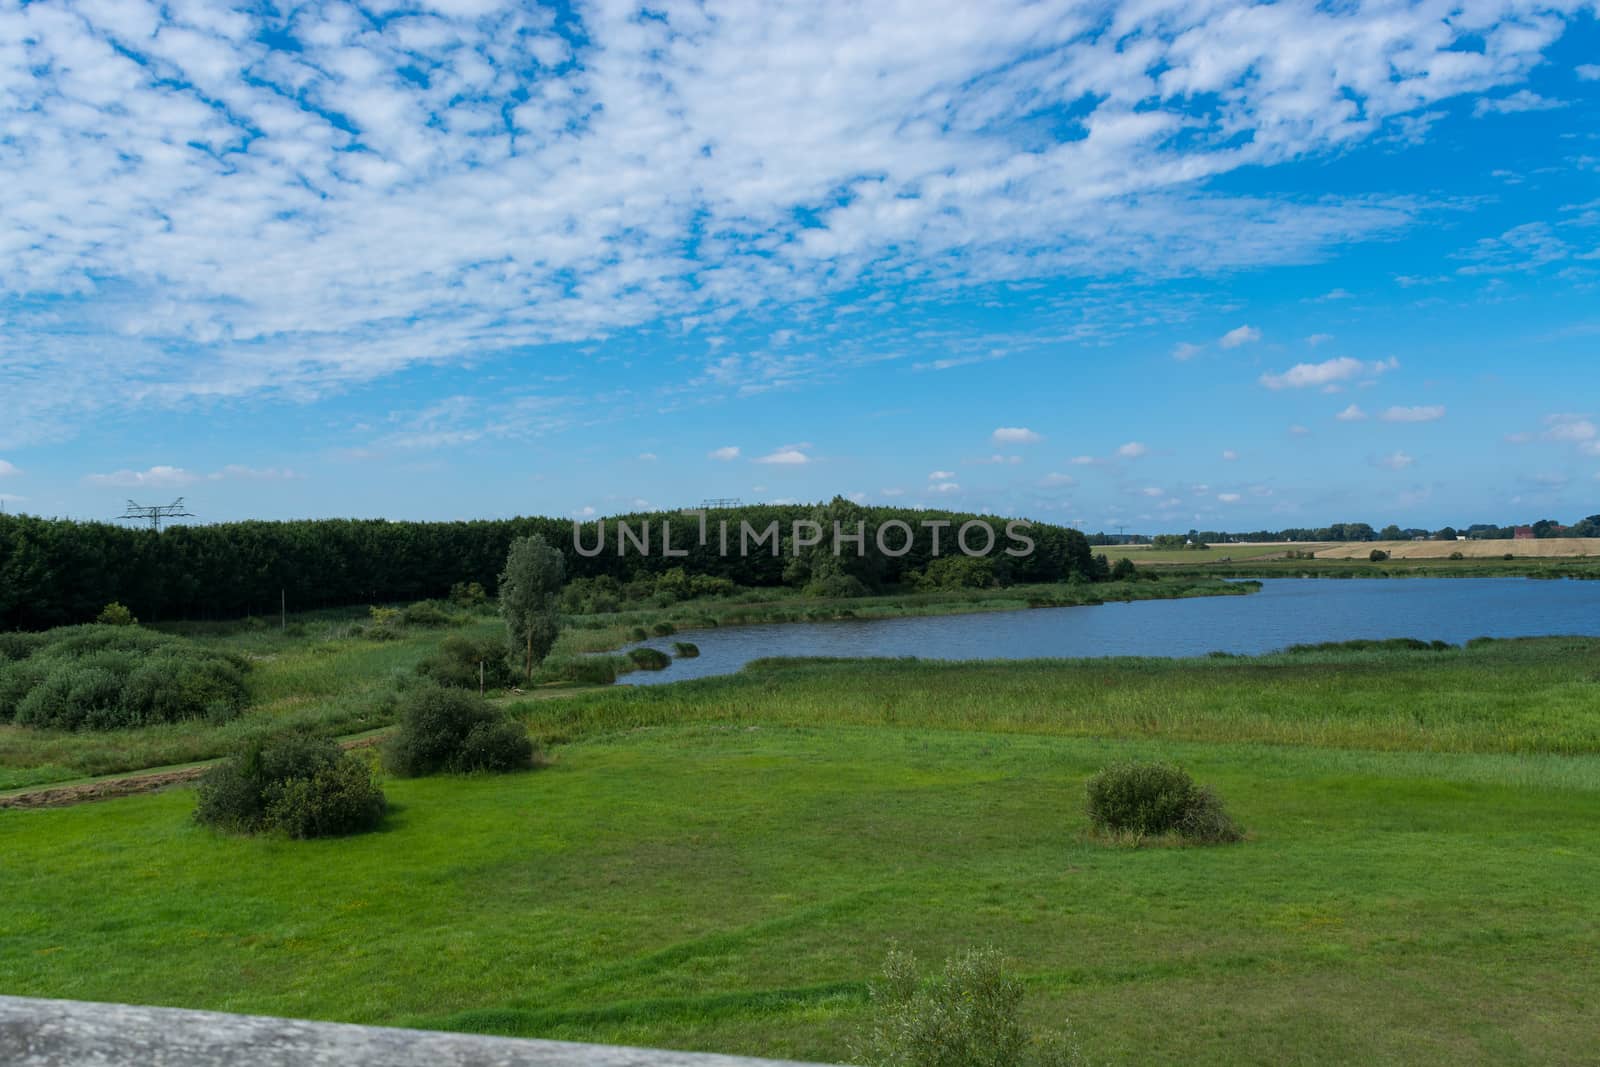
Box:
(0, 995, 845, 1067)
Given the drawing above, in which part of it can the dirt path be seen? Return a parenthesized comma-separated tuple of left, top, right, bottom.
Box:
(0, 733, 388, 811)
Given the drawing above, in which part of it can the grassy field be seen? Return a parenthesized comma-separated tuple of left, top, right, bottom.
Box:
(0, 577, 1246, 792)
(4, 639, 1600, 1063)
(1316, 538, 1600, 560)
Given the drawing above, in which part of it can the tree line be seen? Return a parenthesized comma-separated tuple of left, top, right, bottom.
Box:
(1088, 516, 1600, 546)
(0, 499, 1100, 631)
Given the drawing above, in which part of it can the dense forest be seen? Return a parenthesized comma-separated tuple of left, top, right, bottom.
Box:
(0, 500, 1100, 631)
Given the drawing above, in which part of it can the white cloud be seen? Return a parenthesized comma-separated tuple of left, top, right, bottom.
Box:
(754, 448, 810, 465)
(1221, 449, 1239, 461)
(85, 465, 200, 489)
(1260, 356, 1397, 390)
(880, 487, 906, 497)
(1171, 342, 1203, 361)
(0, 0, 1580, 445)
(1579, 65, 1600, 82)
(1116, 442, 1148, 459)
(1217, 492, 1242, 503)
(638, 452, 658, 461)
(1138, 486, 1164, 497)
(1336, 404, 1367, 422)
(929, 481, 960, 494)
(708, 446, 741, 461)
(1222, 323, 1260, 348)
(929, 470, 956, 481)
(1380, 405, 1445, 423)
(992, 427, 1043, 445)
(1306, 333, 1333, 347)
(0, 460, 18, 477)
(1473, 90, 1566, 117)
(973, 454, 1023, 465)
(1544, 414, 1596, 442)
(1375, 450, 1414, 470)
(1039, 472, 1077, 488)
(574, 505, 596, 517)
(1289, 424, 1311, 436)
(1219, 325, 1261, 348)
(1070, 456, 1098, 466)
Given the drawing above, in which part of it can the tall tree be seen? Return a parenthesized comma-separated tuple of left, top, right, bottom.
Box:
(498, 534, 566, 681)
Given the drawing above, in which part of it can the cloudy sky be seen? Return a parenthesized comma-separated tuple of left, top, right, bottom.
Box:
(2, 0, 1598, 530)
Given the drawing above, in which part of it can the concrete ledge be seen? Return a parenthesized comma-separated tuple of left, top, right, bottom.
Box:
(0, 996, 843, 1067)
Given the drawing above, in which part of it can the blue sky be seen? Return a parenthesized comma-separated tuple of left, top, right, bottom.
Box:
(1, 0, 1598, 532)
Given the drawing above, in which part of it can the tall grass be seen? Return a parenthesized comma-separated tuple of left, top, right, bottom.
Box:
(511, 637, 1600, 756)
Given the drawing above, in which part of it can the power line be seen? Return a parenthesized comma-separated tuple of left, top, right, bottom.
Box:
(117, 498, 194, 532)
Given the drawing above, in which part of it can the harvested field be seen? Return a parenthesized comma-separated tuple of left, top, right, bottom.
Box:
(1316, 538, 1600, 560)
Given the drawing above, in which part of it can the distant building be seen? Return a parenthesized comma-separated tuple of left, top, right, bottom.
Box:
(1514, 526, 1534, 540)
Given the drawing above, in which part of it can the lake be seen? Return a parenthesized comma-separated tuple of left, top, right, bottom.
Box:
(619, 578, 1600, 686)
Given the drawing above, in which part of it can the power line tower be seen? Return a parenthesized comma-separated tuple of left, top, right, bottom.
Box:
(118, 498, 193, 532)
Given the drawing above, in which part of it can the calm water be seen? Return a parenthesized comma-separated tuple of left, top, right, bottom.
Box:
(619, 578, 1600, 686)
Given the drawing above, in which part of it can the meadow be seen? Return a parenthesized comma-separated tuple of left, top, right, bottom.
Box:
(0, 576, 1244, 792)
(4, 636, 1600, 1063)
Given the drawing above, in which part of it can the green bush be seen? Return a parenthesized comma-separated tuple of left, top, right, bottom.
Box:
(95, 602, 137, 626)
(448, 581, 488, 608)
(1369, 549, 1390, 562)
(671, 641, 700, 658)
(1109, 557, 1138, 581)
(804, 573, 871, 598)
(400, 600, 455, 627)
(1085, 761, 1242, 844)
(195, 734, 385, 838)
(649, 621, 676, 636)
(853, 946, 1086, 1067)
(627, 647, 671, 671)
(416, 633, 516, 691)
(538, 656, 620, 686)
(0, 625, 249, 730)
(385, 685, 535, 776)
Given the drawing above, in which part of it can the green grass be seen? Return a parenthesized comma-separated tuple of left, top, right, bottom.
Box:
(3, 718, 1598, 1064)
(0, 578, 1246, 791)
(6, 604, 1598, 1062)
(518, 638, 1600, 756)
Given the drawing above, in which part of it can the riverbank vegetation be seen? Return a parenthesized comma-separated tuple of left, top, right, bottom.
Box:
(4, 636, 1600, 1062)
(0, 576, 1247, 792)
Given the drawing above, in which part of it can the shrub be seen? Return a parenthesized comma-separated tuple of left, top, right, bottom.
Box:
(385, 684, 535, 776)
(650, 621, 676, 636)
(401, 600, 455, 627)
(852, 946, 1086, 1067)
(1503, 553, 1515, 561)
(1085, 761, 1242, 844)
(1109, 557, 1138, 581)
(195, 734, 385, 838)
(449, 581, 488, 608)
(416, 633, 516, 691)
(1449, 551, 1465, 560)
(365, 605, 405, 639)
(627, 647, 671, 671)
(671, 641, 700, 658)
(804, 573, 871, 598)
(95, 602, 137, 626)
(629, 626, 649, 641)
(538, 655, 620, 686)
(1369, 549, 1390, 562)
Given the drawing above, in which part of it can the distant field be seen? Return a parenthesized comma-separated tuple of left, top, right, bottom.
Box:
(1110, 542, 1332, 563)
(1317, 538, 1600, 560)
